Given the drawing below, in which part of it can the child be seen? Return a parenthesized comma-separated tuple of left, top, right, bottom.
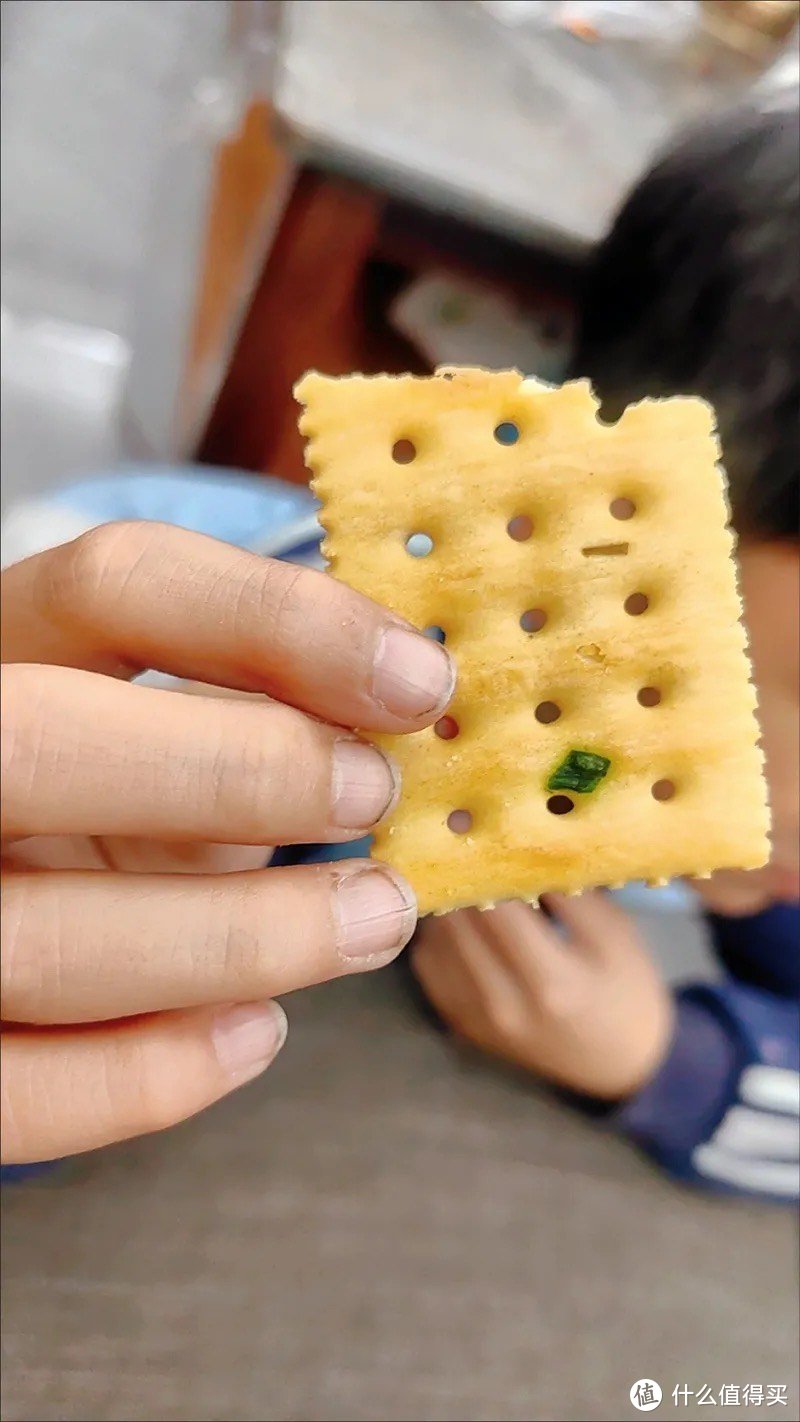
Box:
(411, 103, 799, 1202)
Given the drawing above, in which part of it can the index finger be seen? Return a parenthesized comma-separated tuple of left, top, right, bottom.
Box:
(1, 522, 455, 732)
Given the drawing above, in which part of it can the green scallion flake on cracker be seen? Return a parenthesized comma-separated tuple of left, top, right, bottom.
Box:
(547, 750, 611, 795)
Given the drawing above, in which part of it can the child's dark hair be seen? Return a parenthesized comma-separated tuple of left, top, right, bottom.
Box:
(570, 105, 799, 541)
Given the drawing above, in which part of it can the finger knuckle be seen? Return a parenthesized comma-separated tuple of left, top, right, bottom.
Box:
(36, 521, 163, 628)
(1, 665, 96, 835)
(1, 876, 72, 1021)
(0, 665, 44, 785)
(207, 878, 267, 997)
(0, 878, 40, 1014)
(240, 560, 315, 649)
(206, 707, 323, 837)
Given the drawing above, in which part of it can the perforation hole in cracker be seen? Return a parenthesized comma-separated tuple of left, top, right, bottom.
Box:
(637, 686, 662, 708)
(434, 715, 460, 741)
(392, 438, 416, 464)
(507, 515, 534, 542)
(624, 591, 649, 616)
(494, 421, 520, 446)
(520, 608, 547, 634)
(422, 624, 447, 644)
(296, 367, 768, 913)
(547, 795, 575, 817)
(652, 778, 677, 802)
(535, 700, 562, 725)
(610, 497, 636, 520)
(405, 532, 434, 558)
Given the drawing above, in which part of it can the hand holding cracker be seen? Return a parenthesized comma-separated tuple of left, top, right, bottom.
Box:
(1, 523, 454, 1163)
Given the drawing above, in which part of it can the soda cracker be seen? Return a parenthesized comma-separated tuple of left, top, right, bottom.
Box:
(296, 368, 769, 914)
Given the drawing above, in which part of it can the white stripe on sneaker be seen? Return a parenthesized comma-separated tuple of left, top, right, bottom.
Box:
(739, 1065, 800, 1116)
(712, 1105, 799, 1161)
(692, 1143, 800, 1197)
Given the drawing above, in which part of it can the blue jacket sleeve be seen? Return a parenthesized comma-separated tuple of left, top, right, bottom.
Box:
(613, 978, 799, 1202)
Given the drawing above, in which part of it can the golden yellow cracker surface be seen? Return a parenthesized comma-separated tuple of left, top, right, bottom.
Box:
(296, 368, 769, 915)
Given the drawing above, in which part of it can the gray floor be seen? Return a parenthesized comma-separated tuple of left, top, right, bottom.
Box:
(1, 6, 798, 1422)
(3, 957, 798, 1422)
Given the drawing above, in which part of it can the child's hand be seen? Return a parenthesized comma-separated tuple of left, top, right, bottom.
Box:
(411, 894, 673, 1100)
(1, 522, 454, 1164)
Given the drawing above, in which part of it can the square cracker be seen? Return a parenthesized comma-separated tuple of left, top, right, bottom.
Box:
(296, 367, 769, 915)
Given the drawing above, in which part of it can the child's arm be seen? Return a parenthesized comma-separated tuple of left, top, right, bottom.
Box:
(614, 973, 799, 1202)
(411, 896, 799, 1204)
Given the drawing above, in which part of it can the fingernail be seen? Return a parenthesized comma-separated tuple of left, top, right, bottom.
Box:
(372, 626, 455, 720)
(212, 1001, 288, 1084)
(334, 865, 418, 962)
(331, 739, 400, 830)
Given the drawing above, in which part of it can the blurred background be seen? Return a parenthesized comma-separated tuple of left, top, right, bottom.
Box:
(2, 3, 799, 1421)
